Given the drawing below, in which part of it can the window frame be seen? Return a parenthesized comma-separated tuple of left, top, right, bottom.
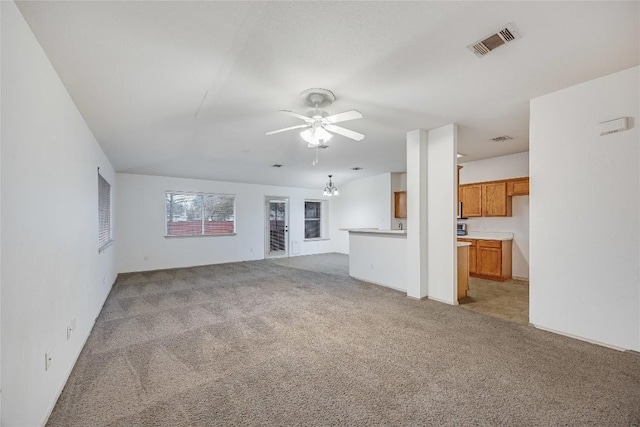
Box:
(98, 171, 113, 252)
(304, 199, 329, 241)
(164, 191, 236, 238)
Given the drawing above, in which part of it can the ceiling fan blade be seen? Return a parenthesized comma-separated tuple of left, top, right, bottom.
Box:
(325, 124, 365, 141)
(265, 124, 309, 136)
(323, 110, 363, 124)
(280, 110, 314, 123)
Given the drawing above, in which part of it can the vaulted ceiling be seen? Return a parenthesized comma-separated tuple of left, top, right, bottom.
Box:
(16, 1, 639, 188)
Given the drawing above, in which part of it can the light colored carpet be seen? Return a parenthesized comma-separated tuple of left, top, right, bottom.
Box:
(47, 258, 640, 426)
(268, 252, 349, 277)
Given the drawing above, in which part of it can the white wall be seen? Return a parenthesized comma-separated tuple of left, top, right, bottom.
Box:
(1, 2, 118, 425)
(460, 152, 530, 279)
(349, 233, 407, 292)
(329, 173, 392, 254)
(116, 173, 333, 272)
(530, 65, 639, 351)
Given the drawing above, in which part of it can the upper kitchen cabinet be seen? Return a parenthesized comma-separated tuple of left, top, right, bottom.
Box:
(483, 182, 511, 216)
(460, 185, 482, 217)
(459, 177, 528, 218)
(394, 191, 407, 218)
(507, 177, 530, 196)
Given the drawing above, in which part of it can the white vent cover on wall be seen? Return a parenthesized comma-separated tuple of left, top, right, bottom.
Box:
(600, 117, 629, 136)
(468, 23, 521, 58)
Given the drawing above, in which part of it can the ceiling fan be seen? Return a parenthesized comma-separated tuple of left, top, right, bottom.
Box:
(265, 88, 364, 147)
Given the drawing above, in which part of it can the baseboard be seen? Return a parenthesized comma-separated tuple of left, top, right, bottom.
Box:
(427, 295, 457, 306)
(530, 323, 629, 352)
(513, 276, 529, 281)
(40, 278, 116, 427)
(349, 275, 406, 293)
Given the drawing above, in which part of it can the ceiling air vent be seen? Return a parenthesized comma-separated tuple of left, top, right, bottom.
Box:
(468, 23, 521, 58)
(489, 135, 514, 142)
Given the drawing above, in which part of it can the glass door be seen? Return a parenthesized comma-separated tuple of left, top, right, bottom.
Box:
(266, 198, 288, 257)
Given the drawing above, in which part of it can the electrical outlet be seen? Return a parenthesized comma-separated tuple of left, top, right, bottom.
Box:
(67, 324, 72, 340)
(45, 351, 52, 371)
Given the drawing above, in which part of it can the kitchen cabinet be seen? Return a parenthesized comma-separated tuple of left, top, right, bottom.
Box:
(394, 191, 407, 218)
(457, 244, 469, 300)
(457, 238, 512, 281)
(459, 185, 482, 217)
(483, 182, 511, 216)
(459, 177, 528, 218)
(507, 177, 529, 196)
(457, 166, 463, 216)
(457, 238, 477, 274)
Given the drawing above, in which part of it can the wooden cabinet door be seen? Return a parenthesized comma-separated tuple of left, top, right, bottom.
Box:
(394, 191, 407, 218)
(460, 185, 482, 217)
(477, 241, 502, 277)
(482, 182, 509, 216)
(507, 178, 529, 196)
(458, 239, 477, 274)
(468, 244, 478, 274)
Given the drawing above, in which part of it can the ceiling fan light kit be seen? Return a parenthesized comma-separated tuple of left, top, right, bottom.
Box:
(265, 88, 362, 194)
(265, 88, 365, 147)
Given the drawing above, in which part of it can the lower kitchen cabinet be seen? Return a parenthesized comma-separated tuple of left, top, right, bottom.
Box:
(458, 238, 477, 274)
(457, 238, 512, 281)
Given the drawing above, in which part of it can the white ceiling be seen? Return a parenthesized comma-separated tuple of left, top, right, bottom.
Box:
(16, 1, 639, 189)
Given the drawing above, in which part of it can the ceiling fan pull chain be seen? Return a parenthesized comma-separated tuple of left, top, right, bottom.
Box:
(312, 147, 319, 166)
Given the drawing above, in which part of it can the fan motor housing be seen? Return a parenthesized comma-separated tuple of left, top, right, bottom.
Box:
(300, 88, 335, 108)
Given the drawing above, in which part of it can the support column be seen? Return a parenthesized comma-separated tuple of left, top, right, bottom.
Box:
(406, 129, 428, 299)
(426, 124, 458, 305)
(405, 125, 458, 304)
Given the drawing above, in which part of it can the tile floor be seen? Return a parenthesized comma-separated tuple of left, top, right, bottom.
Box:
(458, 277, 529, 325)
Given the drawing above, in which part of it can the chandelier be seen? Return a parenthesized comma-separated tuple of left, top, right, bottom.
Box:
(323, 175, 339, 196)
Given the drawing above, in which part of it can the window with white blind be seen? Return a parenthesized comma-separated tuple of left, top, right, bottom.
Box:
(165, 192, 236, 236)
(98, 172, 112, 251)
(304, 200, 328, 240)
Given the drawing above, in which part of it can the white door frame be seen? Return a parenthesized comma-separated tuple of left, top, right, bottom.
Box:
(264, 196, 289, 258)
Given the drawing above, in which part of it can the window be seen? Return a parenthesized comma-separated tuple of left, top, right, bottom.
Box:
(98, 172, 112, 250)
(304, 200, 326, 239)
(165, 192, 235, 236)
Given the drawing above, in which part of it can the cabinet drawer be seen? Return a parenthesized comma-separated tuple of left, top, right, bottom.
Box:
(478, 240, 501, 248)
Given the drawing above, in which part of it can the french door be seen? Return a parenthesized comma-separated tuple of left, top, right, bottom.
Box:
(265, 198, 289, 258)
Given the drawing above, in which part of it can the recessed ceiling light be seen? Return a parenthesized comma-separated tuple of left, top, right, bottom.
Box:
(351, 167, 363, 170)
(489, 135, 514, 142)
(271, 164, 283, 168)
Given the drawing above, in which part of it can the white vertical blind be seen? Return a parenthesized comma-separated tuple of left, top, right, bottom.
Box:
(98, 172, 111, 249)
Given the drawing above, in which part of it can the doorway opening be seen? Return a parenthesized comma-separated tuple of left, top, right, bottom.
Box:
(265, 197, 289, 258)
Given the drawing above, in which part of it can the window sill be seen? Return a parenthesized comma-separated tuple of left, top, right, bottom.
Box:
(98, 240, 115, 253)
(164, 233, 237, 238)
(304, 238, 330, 242)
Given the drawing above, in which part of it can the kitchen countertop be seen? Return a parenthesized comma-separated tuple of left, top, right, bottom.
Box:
(340, 228, 407, 235)
(457, 242, 471, 247)
(457, 231, 514, 241)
